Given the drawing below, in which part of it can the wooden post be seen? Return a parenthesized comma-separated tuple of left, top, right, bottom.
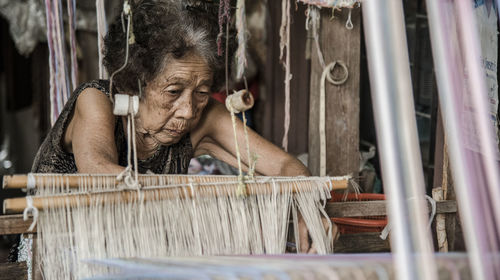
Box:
(308, 8, 361, 176)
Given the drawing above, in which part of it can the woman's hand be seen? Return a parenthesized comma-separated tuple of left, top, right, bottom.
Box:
(298, 213, 339, 253)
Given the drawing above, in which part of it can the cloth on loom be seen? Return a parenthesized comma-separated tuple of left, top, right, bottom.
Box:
(31, 80, 194, 174)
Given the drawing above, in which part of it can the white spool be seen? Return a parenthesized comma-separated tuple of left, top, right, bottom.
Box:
(113, 94, 139, 116)
(225, 89, 254, 113)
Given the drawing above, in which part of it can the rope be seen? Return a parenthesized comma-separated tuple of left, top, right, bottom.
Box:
(319, 62, 349, 176)
(23, 196, 38, 232)
(227, 103, 246, 197)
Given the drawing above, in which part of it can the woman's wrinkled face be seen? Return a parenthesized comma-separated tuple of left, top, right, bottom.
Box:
(135, 53, 212, 146)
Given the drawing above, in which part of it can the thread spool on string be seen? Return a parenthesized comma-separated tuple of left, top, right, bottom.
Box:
(226, 89, 256, 196)
(113, 93, 140, 189)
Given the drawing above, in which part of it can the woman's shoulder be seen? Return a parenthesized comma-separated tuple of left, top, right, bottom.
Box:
(74, 79, 110, 97)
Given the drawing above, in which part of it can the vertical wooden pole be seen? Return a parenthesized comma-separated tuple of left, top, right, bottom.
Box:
(308, 8, 360, 176)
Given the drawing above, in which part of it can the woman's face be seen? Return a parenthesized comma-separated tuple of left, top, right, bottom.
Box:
(135, 53, 212, 146)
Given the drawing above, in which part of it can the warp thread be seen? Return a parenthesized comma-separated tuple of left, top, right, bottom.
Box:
(33, 175, 333, 278)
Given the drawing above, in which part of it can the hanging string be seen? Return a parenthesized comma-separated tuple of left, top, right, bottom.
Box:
(67, 0, 78, 90)
(280, 0, 292, 151)
(96, 0, 108, 79)
(221, 3, 247, 196)
(319, 61, 349, 176)
(242, 78, 256, 178)
(345, 8, 353, 30)
(235, 0, 248, 80)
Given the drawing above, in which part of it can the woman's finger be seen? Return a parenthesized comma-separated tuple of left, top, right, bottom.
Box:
(298, 214, 310, 253)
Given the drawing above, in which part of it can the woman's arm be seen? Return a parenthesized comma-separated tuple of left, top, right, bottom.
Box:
(191, 100, 310, 177)
(65, 88, 125, 173)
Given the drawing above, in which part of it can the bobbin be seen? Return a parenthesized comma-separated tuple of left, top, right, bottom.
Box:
(113, 94, 139, 116)
(225, 89, 254, 113)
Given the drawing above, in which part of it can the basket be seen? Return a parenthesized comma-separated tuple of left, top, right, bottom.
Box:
(330, 193, 388, 234)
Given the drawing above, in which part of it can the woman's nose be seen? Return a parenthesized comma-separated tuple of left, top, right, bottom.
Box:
(174, 92, 195, 120)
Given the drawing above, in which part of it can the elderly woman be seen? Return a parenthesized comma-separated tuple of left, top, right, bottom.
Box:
(30, 0, 318, 253)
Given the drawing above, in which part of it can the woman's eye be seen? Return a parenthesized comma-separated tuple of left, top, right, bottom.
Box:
(167, 89, 181, 95)
(196, 91, 210, 95)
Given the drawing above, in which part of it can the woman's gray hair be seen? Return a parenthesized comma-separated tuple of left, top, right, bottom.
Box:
(103, 0, 234, 94)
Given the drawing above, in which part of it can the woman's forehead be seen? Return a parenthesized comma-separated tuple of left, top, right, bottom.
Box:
(157, 54, 213, 85)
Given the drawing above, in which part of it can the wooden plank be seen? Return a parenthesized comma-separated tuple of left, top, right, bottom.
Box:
(326, 200, 457, 218)
(334, 232, 390, 253)
(308, 7, 361, 176)
(0, 262, 27, 280)
(0, 215, 35, 235)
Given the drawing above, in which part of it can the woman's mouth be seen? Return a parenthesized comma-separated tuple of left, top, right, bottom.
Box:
(165, 128, 183, 136)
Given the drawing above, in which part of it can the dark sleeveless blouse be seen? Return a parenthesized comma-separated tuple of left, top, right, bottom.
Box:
(31, 80, 194, 174)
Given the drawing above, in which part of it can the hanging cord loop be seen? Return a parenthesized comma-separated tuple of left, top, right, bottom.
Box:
(345, 8, 353, 30)
(23, 196, 39, 232)
(109, 0, 135, 103)
(319, 61, 349, 176)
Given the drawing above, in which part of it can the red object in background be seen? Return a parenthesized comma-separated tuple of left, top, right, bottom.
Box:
(211, 79, 259, 104)
(330, 193, 388, 234)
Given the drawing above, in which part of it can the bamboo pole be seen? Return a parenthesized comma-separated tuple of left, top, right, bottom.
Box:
(2, 174, 348, 190)
(3, 176, 348, 214)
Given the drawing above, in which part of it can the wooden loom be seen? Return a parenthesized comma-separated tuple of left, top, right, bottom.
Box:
(0, 173, 354, 279)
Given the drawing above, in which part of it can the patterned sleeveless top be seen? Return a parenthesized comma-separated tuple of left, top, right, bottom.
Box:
(31, 80, 194, 174)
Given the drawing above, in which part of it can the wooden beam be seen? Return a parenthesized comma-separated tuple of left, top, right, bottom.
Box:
(0, 262, 27, 280)
(326, 200, 457, 218)
(0, 214, 35, 235)
(308, 7, 361, 176)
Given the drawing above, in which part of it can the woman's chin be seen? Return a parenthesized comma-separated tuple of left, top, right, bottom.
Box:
(153, 132, 183, 146)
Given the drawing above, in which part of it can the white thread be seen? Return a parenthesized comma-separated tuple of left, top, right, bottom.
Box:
(345, 8, 353, 30)
(319, 62, 349, 176)
(27, 173, 36, 190)
(380, 221, 391, 240)
(380, 196, 437, 240)
(23, 196, 38, 232)
(426, 195, 437, 228)
(227, 101, 246, 197)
